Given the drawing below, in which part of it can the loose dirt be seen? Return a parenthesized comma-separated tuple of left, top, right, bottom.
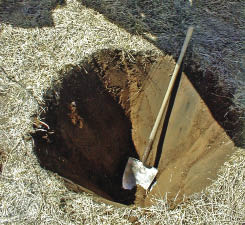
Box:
(32, 49, 241, 207)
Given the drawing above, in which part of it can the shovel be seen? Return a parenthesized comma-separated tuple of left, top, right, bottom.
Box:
(122, 26, 194, 190)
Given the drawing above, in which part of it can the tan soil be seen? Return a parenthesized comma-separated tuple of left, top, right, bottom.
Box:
(129, 58, 236, 206)
(33, 50, 238, 207)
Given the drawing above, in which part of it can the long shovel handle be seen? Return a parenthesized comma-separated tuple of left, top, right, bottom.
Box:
(142, 26, 194, 165)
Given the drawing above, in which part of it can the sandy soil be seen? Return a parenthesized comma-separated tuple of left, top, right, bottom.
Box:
(131, 58, 236, 206)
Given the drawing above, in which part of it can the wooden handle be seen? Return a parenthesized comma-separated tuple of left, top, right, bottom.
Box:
(142, 26, 194, 165)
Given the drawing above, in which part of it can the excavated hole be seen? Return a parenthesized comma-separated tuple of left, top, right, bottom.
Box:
(33, 69, 139, 204)
(32, 49, 243, 207)
(32, 50, 157, 205)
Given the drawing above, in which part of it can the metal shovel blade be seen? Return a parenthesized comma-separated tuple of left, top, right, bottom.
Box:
(122, 157, 158, 190)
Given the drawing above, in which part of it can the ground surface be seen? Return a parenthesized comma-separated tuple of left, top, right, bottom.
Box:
(0, 0, 244, 224)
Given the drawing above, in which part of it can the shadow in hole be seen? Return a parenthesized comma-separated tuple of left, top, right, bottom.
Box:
(79, 0, 244, 147)
(32, 62, 138, 205)
(0, 0, 66, 28)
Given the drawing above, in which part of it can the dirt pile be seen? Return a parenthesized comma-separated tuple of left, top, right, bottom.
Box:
(32, 49, 242, 206)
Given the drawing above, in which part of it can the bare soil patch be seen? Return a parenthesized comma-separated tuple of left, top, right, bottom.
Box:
(32, 49, 242, 206)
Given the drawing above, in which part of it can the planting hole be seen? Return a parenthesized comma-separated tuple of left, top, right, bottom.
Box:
(32, 50, 242, 206)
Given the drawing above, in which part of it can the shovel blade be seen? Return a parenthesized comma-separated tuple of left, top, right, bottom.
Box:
(122, 157, 158, 190)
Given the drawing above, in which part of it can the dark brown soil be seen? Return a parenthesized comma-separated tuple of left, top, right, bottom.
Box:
(32, 66, 139, 205)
